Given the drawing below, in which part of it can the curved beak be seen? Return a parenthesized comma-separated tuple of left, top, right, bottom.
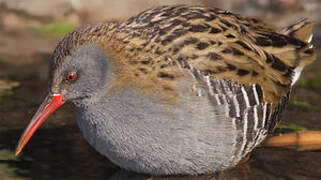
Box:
(15, 94, 66, 156)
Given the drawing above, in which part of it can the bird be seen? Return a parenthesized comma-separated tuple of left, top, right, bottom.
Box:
(15, 5, 316, 175)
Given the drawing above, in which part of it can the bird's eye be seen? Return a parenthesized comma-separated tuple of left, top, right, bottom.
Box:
(66, 72, 77, 82)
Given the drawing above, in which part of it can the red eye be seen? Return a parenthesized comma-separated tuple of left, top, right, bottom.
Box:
(66, 72, 77, 82)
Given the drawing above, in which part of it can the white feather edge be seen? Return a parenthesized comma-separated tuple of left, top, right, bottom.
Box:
(291, 66, 303, 86)
(308, 34, 313, 43)
(291, 34, 313, 86)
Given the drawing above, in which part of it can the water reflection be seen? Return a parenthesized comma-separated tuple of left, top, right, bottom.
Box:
(0, 128, 116, 179)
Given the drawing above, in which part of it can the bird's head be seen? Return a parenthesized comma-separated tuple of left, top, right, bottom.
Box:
(15, 26, 116, 155)
(49, 43, 111, 105)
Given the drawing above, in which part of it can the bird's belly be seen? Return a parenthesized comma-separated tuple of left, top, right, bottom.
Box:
(75, 89, 265, 175)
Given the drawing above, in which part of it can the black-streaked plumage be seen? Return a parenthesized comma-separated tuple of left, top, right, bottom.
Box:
(16, 5, 316, 175)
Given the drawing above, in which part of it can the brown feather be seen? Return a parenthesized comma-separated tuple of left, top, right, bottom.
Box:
(51, 5, 316, 108)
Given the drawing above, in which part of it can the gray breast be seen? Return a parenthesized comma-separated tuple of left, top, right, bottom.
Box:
(74, 77, 271, 175)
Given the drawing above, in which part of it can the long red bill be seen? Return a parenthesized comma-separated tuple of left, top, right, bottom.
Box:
(15, 94, 66, 156)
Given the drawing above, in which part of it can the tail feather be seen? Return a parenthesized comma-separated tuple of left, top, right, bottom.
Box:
(279, 18, 314, 43)
(276, 19, 316, 68)
(278, 19, 316, 85)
